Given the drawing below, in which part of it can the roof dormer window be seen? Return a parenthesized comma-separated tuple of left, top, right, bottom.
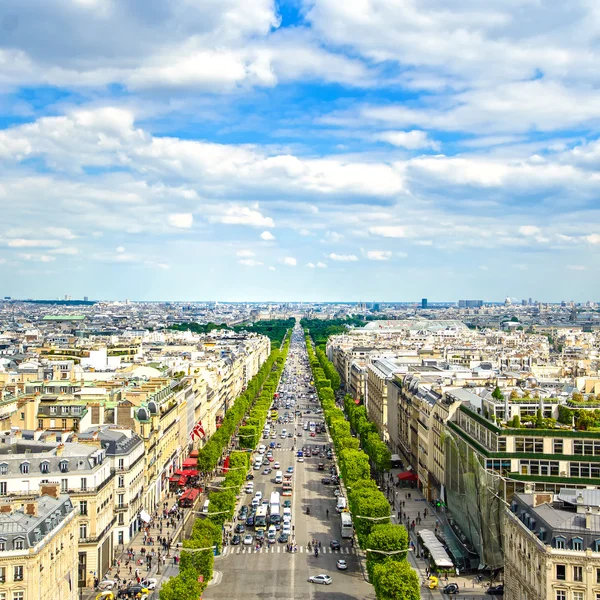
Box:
(20, 462, 29, 474)
(40, 461, 50, 474)
(59, 460, 69, 473)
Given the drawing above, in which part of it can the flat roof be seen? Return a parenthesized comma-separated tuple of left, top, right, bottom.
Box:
(42, 315, 86, 321)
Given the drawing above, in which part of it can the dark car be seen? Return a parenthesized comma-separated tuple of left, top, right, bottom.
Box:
(119, 586, 144, 598)
(330, 539, 341, 550)
(246, 516, 255, 527)
(255, 530, 265, 541)
(318, 463, 325, 470)
(487, 584, 504, 596)
(231, 534, 241, 545)
(278, 533, 289, 543)
(246, 474, 254, 481)
(321, 477, 331, 485)
(442, 583, 460, 595)
(234, 523, 246, 534)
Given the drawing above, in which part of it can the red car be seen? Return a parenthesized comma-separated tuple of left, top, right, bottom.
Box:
(268, 456, 274, 462)
(310, 432, 316, 437)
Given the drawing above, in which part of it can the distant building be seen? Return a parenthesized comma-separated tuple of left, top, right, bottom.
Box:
(421, 298, 428, 309)
(458, 300, 483, 308)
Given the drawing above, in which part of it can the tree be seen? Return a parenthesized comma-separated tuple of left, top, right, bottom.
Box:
(159, 567, 204, 600)
(340, 449, 371, 484)
(372, 558, 420, 600)
(491, 386, 504, 400)
(366, 523, 409, 581)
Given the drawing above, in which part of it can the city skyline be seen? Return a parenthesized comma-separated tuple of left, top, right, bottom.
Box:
(1, 2, 600, 300)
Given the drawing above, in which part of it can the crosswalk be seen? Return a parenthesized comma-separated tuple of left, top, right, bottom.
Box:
(230, 545, 355, 555)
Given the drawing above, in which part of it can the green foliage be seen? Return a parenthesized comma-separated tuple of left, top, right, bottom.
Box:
(300, 317, 365, 346)
(168, 318, 294, 346)
(491, 386, 504, 400)
(366, 523, 409, 581)
(339, 449, 371, 484)
(372, 558, 420, 600)
(159, 567, 204, 600)
(349, 487, 391, 546)
(238, 425, 258, 449)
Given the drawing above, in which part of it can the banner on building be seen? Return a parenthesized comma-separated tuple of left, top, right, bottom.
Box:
(191, 420, 206, 440)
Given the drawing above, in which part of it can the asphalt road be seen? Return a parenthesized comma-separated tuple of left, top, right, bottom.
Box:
(205, 326, 375, 600)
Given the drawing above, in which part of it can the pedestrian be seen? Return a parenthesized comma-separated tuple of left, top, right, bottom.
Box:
(397, 511, 401, 520)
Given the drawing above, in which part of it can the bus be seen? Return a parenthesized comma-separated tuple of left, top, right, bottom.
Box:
(340, 512, 353, 538)
(255, 505, 268, 531)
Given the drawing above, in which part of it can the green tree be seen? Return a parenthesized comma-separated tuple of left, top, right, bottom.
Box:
(366, 523, 409, 581)
(159, 567, 204, 600)
(372, 558, 420, 600)
(340, 449, 371, 484)
(491, 386, 504, 400)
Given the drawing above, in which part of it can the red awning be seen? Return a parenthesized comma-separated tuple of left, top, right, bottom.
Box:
(169, 475, 180, 482)
(189, 450, 199, 458)
(397, 471, 418, 481)
(182, 458, 197, 468)
(178, 476, 189, 485)
(181, 469, 198, 477)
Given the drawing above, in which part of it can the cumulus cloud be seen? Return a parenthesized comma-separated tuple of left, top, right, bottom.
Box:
(236, 250, 255, 258)
(260, 231, 276, 241)
(7, 239, 62, 248)
(367, 250, 392, 261)
(586, 234, 600, 244)
(316, 262, 327, 268)
(368, 226, 407, 238)
(210, 207, 274, 228)
(279, 257, 297, 266)
(328, 253, 358, 262)
(238, 258, 263, 267)
(168, 213, 194, 229)
(519, 225, 541, 236)
(306, 262, 316, 268)
(375, 130, 440, 150)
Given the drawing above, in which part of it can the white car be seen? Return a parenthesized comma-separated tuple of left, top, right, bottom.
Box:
(243, 535, 253, 545)
(336, 560, 347, 570)
(273, 461, 280, 469)
(282, 523, 291, 535)
(297, 456, 304, 462)
(308, 574, 332, 585)
(140, 578, 158, 589)
(98, 580, 116, 590)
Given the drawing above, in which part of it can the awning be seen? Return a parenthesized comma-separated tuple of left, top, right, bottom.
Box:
(182, 458, 197, 468)
(419, 529, 454, 568)
(175, 469, 198, 477)
(139, 510, 152, 523)
(397, 471, 418, 481)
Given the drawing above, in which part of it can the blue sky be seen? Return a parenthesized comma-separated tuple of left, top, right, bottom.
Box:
(0, 0, 600, 302)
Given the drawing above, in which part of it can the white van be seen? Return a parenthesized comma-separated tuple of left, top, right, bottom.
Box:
(336, 497, 347, 512)
(267, 525, 277, 543)
(275, 470, 283, 484)
(202, 499, 210, 514)
(258, 445, 266, 454)
(283, 507, 292, 523)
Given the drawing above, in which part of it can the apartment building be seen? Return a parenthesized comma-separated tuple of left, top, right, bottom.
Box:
(0, 493, 79, 600)
(0, 435, 114, 588)
(78, 427, 145, 545)
(505, 489, 600, 600)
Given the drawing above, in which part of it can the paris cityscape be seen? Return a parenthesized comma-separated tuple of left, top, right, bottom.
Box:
(1, 1, 600, 600)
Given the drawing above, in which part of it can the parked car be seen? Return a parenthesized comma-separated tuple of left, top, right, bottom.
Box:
(308, 574, 332, 585)
(442, 583, 460, 595)
(487, 584, 504, 596)
(322, 477, 331, 485)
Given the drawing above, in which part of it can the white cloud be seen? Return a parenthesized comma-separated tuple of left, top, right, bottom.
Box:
(19, 253, 55, 262)
(567, 265, 586, 271)
(586, 234, 600, 244)
(316, 262, 327, 268)
(45, 227, 77, 240)
(519, 225, 541, 236)
(375, 130, 440, 150)
(299, 229, 312, 236)
(236, 250, 255, 258)
(279, 257, 297, 266)
(168, 213, 194, 229)
(479, 265, 489, 271)
(514, 264, 528, 271)
(322, 231, 343, 244)
(328, 253, 358, 262)
(397, 252, 408, 259)
(116, 246, 126, 253)
(268, 266, 276, 271)
(211, 207, 274, 228)
(368, 226, 407, 238)
(260, 231, 276, 241)
(238, 258, 263, 267)
(7, 239, 62, 248)
(306, 262, 316, 268)
(367, 250, 392, 261)
(50, 247, 79, 255)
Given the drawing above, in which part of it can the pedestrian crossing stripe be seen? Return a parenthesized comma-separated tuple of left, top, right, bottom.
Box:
(232, 546, 354, 555)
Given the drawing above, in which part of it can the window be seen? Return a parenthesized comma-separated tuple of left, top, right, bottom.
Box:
(118, 459, 124, 470)
(50, 406, 57, 414)
(572, 538, 583, 551)
(79, 523, 87, 539)
(573, 592, 584, 600)
(13, 539, 23, 550)
(19, 463, 29, 474)
(118, 494, 124, 509)
(569, 462, 600, 478)
(37, 419, 43, 429)
(0, 464, 6, 475)
(60, 479, 68, 493)
(12, 593, 23, 600)
(515, 437, 544, 453)
(553, 439, 563, 453)
(0, 483, 7, 497)
(555, 591, 566, 600)
(597, 567, 600, 583)
(61, 419, 68, 429)
(118, 513, 124, 526)
(40, 462, 49, 474)
(573, 565, 583, 582)
(118, 475, 125, 488)
(497, 437, 507, 452)
(556, 564, 566, 580)
(59, 461, 69, 473)
(0, 541, 5, 551)
(79, 501, 87, 516)
(80, 478, 87, 491)
(0, 566, 5, 581)
(13, 565, 23, 581)
(555, 537, 566, 549)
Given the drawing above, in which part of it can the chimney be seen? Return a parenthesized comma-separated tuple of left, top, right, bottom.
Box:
(533, 493, 552, 507)
(40, 483, 60, 499)
(55, 444, 64, 457)
(24, 502, 38, 517)
(586, 507, 593, 530)
(45, 432, 57, 443)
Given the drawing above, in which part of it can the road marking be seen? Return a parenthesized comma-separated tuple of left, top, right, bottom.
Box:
(277, 546, 281, 553)
(299, 546, 303, 553)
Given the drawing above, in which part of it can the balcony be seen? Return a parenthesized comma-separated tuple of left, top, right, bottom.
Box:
(115, 503, 129, 512)
(79, 517, 117, 545)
